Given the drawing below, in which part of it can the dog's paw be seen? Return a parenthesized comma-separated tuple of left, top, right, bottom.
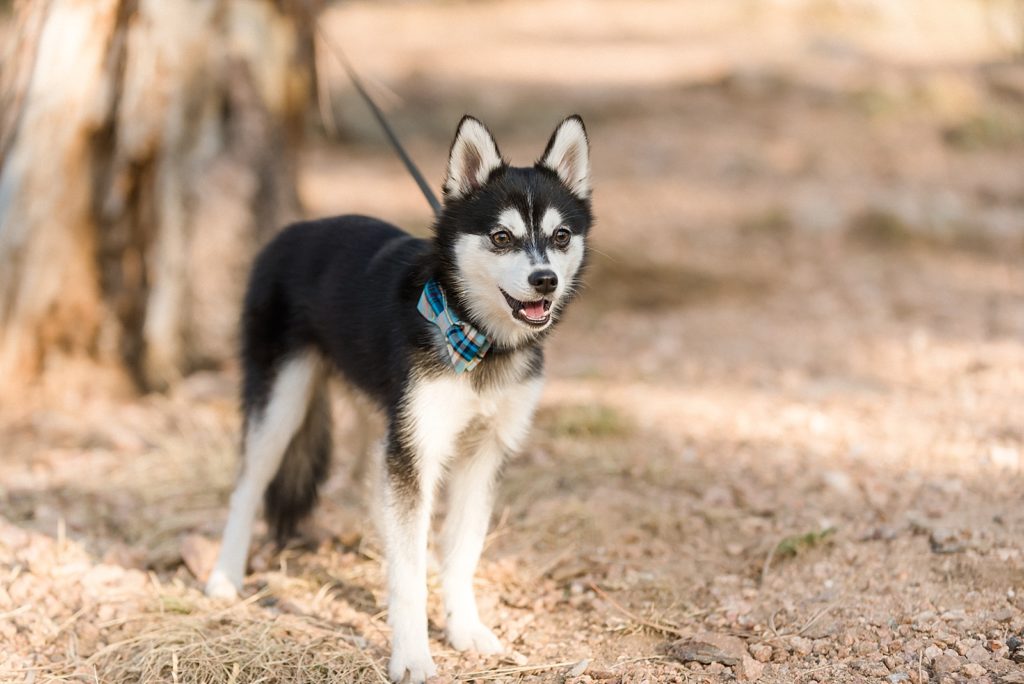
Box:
(388, 647, 437, 684)
(447, 618, 504, 655)
(204, 569, 240, 600)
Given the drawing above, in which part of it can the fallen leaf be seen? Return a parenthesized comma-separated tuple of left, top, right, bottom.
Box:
(668, 633, 748, 666)
(180, 534, 218, 583)
(567, 658, 590, 677)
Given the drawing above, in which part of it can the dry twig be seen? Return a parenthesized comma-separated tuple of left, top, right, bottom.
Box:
(457, 660, 580, 680)
(589, 582, 689, 639)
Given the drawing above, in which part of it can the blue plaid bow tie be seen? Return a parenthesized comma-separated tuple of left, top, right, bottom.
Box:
(417, 279, 491, 373)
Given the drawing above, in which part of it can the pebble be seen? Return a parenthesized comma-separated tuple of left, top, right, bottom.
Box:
(962, 663, 986, 678)
(965, 645, 989, 663)
(749, 643, 772, 663)
(990, 607, 1015, 623)
(789, 636, 813, 656)
(803, 619, 839, 639)
(914, 610, 937, 625)
(887, 674, 910, 684)
(931, 653, 961, 674)
(854, 660, 890, 677)
(941, 609, 967, 623)
(738, 654, 765, 682)
(929, 528, 966, 554)
(924, 645, 943, 661)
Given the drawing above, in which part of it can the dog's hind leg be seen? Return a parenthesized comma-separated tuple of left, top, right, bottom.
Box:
(206, 351, 322, 599)
(440, 378, 543, 654)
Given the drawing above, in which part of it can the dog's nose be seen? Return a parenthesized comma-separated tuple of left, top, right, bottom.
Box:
(528, 269, 558, 295)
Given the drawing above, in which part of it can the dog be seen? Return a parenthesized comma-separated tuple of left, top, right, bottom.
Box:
(205, 114, 593, 683)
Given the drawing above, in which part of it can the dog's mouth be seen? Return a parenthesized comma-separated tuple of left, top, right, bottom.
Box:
(500, 289, 552, 326)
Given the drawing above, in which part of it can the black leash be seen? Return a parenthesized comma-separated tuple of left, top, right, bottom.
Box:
(316, 24, 443, 218)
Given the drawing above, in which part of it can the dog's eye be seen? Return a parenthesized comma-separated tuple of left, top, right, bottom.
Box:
(552, 227, 572, 247)
(490, 230, 512, 247)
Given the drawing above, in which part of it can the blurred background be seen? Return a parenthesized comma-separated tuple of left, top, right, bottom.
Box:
(1, 1, 1023, 682)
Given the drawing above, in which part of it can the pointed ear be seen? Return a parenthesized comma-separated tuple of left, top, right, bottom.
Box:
(443, 116, 504, 200)
(539, 115, 590, 200)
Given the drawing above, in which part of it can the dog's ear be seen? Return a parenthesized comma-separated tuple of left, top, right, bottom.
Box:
(538, 115, 590, 200)
(444, 116, 504, 200)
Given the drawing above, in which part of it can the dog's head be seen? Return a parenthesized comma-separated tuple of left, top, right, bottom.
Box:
(435, 115, 593, 348)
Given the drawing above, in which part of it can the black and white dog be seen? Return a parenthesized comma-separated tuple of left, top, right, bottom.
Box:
(206, 115, 592, 683)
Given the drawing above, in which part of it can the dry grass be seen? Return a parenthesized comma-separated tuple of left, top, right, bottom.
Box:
(541, 403, 634, 440)
(943, 106, 1024, 150)
(588, 252, 772, 312)
(845, 207, 1018, 256)
(83, 607, 385, 684)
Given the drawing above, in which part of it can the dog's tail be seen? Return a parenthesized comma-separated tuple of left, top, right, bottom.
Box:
(263, 374, 332, 546)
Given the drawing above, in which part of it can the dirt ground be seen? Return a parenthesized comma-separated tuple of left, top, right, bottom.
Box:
(3, 1, 1024, 682)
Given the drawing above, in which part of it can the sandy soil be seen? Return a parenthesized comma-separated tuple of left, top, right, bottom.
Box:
(2, 1, 1024, 682)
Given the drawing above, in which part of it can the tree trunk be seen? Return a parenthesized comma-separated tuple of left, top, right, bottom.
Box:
(0, 0, 317, 394)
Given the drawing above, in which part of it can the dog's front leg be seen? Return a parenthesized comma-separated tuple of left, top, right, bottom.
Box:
(439, 433, 504, 654)
(382, 375, 474, 683)
(440, 378, 544, 655)
(382, 437, 439, 684)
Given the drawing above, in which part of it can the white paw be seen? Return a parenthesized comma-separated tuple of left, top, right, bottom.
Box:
(388, 646, 437, 683)
(447, 618, 503, 655)
(204, 569, 240, 600)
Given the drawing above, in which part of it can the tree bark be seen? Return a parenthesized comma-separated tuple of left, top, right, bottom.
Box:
(0, 0, 317, 393)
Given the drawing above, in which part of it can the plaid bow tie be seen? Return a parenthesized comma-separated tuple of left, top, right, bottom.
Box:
(417, 278, 491, 373)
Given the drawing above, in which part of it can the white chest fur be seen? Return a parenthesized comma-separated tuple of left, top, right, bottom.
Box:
(403, 369, 544, 470)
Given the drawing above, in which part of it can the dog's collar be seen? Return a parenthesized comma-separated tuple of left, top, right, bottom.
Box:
(417, 278, 491, 373)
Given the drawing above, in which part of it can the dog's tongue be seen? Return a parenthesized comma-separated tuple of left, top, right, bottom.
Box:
(523, 300, 547, 320)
